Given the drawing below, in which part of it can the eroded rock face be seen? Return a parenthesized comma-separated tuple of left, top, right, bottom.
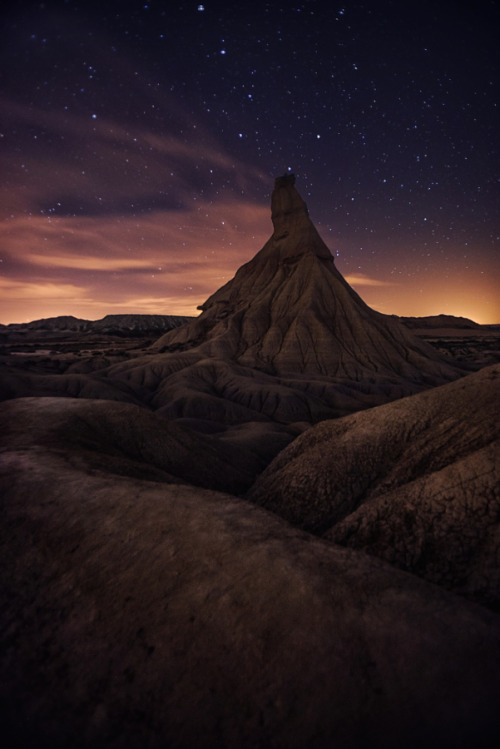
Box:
(270, 173, 322, 256)
(154, 176, 463, 384)
(248, 364, 500, 608)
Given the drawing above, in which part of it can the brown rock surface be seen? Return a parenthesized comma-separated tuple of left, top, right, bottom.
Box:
(248, 364, 500, 608)
(0, 396, 260, 495)
(1, 437, 500, 748)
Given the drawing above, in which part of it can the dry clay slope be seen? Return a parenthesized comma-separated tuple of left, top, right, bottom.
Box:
(248, 364, 500, 608)
(1, 428, 500, 748)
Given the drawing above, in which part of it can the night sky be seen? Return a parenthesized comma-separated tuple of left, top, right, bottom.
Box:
(1, 0, 499, 324)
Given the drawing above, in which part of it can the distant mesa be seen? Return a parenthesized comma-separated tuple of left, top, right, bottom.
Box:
(1, 314, 193, 336)
(399, 314, 480, 330)
(90, 314, 193, 336)
(3, 315, 89, 332)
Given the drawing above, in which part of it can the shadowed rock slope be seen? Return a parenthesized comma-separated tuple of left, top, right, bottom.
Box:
(248, 364, 500, 608)
(0, 396, 264, 495)
(1, 422, 500, 748)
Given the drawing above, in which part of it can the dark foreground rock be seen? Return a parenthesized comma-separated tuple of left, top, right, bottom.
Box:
(0, 396, 263, 495)
(1, 439, 500, 748)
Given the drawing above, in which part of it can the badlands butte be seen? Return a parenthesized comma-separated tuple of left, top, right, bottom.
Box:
(1, 174, 499, 748)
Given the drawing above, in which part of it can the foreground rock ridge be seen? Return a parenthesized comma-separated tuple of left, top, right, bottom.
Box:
(249, 363, 500, 609)
(1, 394, 500, 749)
(154, 174, 461, 383)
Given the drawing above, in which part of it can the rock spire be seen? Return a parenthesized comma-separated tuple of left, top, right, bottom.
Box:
(154, 177, 462, 384)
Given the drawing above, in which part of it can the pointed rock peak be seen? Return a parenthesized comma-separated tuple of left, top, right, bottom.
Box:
(153, 176, 464, 386)
(270, 173, 331, 261)
(271, 173, 309, 239)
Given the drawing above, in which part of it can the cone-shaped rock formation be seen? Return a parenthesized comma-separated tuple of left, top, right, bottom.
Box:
(155, 174, 461, 384)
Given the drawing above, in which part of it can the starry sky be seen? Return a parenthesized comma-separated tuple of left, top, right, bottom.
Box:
(1, 0, 499, 324)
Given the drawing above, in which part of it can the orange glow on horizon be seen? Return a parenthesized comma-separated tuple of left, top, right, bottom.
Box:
(1, 206, 499, 326)
(354, 273, 500, 325)
(2, 267, 498, 326)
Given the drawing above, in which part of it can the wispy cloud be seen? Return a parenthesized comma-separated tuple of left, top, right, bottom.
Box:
(25, 254, 155, 271)
(344, 273, 396, 287)
(0, 62, 275, 323)
(0, 201, 271, 322)
(0, 95, 267, 220)
(0, 277, 88, 300)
